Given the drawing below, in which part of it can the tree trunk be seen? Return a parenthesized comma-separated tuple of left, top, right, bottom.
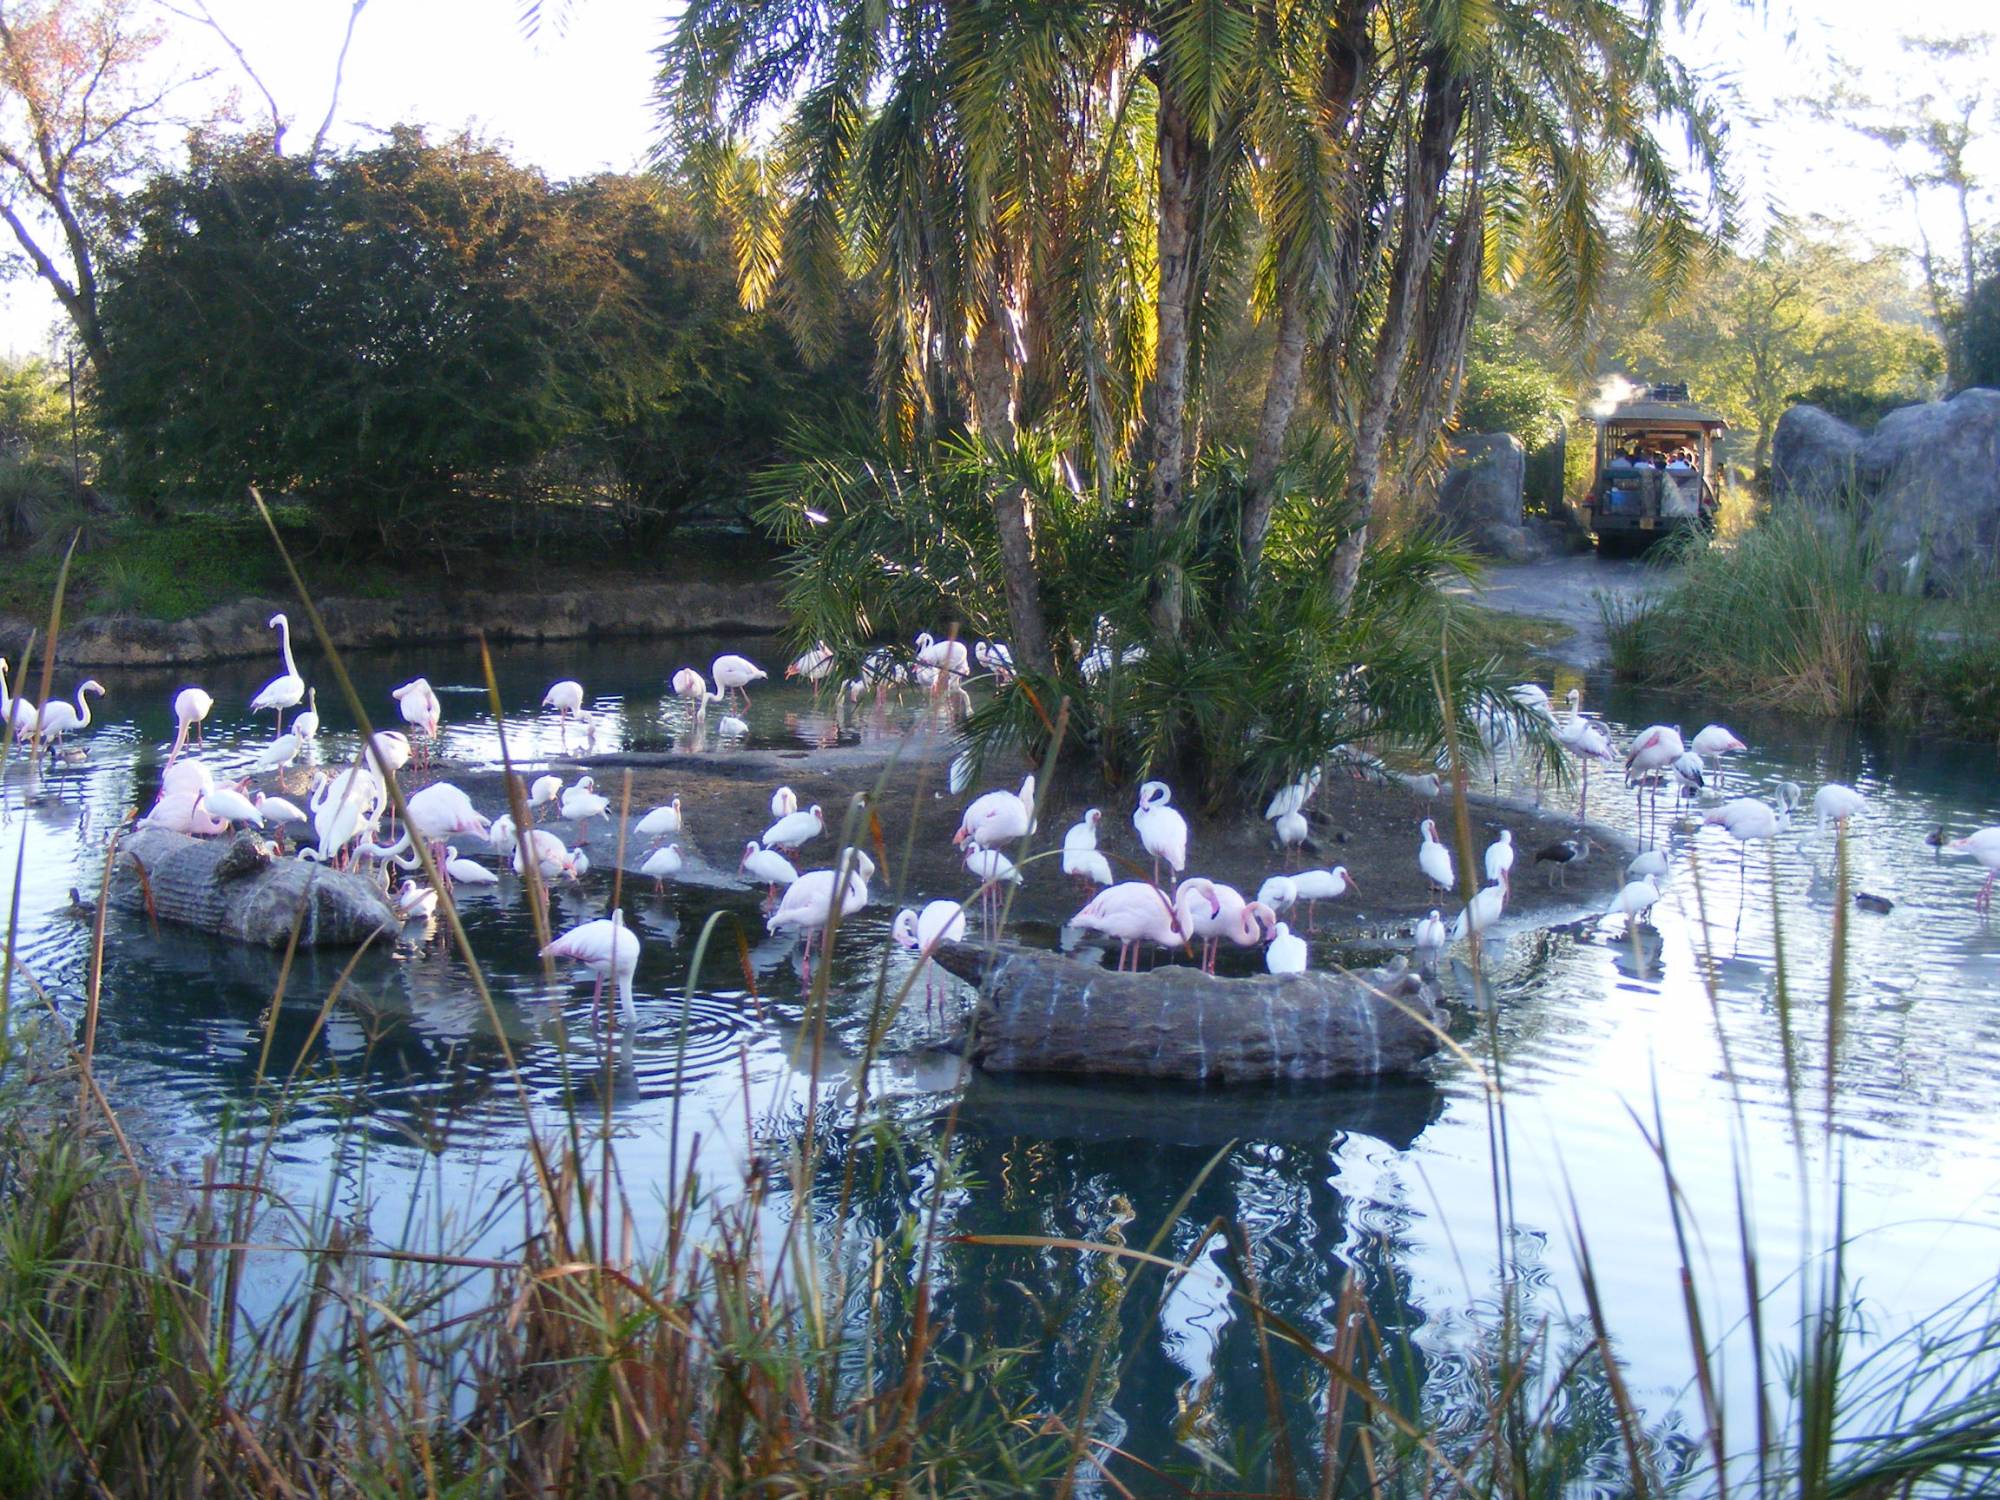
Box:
(970, 291, 1054, 676)
(1328, 59, 1467, 610)
(1148, 82, 1199, 639)
(1236, 0, 1375, 602)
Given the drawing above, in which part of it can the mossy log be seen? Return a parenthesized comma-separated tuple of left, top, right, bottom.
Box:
(111, 828, 400, 948)
(932, 941, 1444, 1083)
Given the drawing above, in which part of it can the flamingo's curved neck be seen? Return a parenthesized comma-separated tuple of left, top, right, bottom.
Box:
(0, 658, 10, 710)
(73, 686, 93, 730)
(276, 617, 298, 678)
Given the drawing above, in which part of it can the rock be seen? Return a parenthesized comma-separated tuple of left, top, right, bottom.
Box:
(1, 577, 788, 669)
(111, 827, 401, 948)
(1771, 405, 1864, 503)
(1436, 433, 1536, 560)
(932, 941, 1443, 1083)
(1857, 388, 2000, 587)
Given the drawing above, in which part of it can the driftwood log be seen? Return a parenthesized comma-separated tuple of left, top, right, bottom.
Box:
(932, 941, 1444, 1083)
(111, 828, 401, 949)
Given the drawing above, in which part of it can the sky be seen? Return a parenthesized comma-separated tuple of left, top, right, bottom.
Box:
(0, 0, 1994, 358)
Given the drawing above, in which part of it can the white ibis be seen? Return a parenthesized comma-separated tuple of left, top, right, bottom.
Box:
(1273, 809, 1310, 851)
(763, 802, 825, 854)
(786, 644, 836, 688)
(1063, 845, 1113, 888)
(393, 879, 438, 922)
(291, 688, 320, 748)
(1414, 909, 1447, 960)
(1450, 882, 1507, 944)
(444, 846, 498, 886)
(1062, 808, 1102, 854)
(636, 799, 684, 843)
(1265, 921, 1308, 974)
(530, 774, 564, 810)
(740, 840, 800, 902)
(1418, 819, 1456, 896)
(770, 785, 799, 819)
(1484, 830, 1514, 891)
(641, 843, 683, 892)
(1604, 874, 1661, 930)
(1286, 866, 1357, 930)
(560, 776, 610, 841)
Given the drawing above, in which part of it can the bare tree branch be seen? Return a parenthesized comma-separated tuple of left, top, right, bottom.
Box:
(308, 0, 369, 164)
(158, 0, 286, 150)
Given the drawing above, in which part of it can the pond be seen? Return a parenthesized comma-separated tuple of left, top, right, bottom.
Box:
(4, 630, 2000, 1487)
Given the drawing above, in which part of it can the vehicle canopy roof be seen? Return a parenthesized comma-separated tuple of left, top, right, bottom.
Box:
(1597, 381, 1728, 432)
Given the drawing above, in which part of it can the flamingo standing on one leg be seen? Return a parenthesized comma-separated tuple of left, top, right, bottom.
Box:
(542, 914, 642, 1027)
(1948, 828, 2000, 914)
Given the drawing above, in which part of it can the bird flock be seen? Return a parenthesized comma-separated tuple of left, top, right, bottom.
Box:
(11, 617, 2000, 1031)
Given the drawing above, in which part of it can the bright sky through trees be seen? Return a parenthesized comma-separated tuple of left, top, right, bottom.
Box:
(0, 0, 1990, 356)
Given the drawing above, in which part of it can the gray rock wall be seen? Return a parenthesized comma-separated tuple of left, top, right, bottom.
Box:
(1772, 389, 2000, 587)
(2, 577, 789, 669)
(1436, 433, 1536, 561)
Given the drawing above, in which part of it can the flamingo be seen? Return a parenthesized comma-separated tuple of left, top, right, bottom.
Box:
(444, 846, 498, 886)
(169, 687, 214, 761)
(1265, 922, 1308, 974)
(1604, 874, 1662, 931)
(1556, 694, 1616, 818)
(364, 731, 412, 779)
(1814, 784, 1867, 837)
(1450, 882, 1508, 945)
(529, 774, 563, 811)
(1181, 881, 1269, 972)
(1672, 751, 1706, 810)
(543, 915, 642, 1026)
(954, 774, 1035, 850)
(249, 732, 302, 774)
(1625, 725, 1687, 839)
(514, 827, 581, 886)
(641, 843, 683, 892)
(1062, 808, 1102, 854)
(770, 785, 799, 819)
(914, 632, 970, 687)
(767, 857, 870, 972)
(393, 879, 439, 922)
(1483, 830, 1515, 892)
(1418, 819, 1456, 896)
(407, 782, 490, 873)
(763, 802, 824, 854)
(1256, 874, 1298, 919)
(0, 658, 34, 740)
(1063, 844, 1113, 888)
(964, 842, 1024, 930)
(894, 898, 968, 1011)
(391, 678, 442, 762)
(250, 613, 305, 731)
(740, 840, 800, 903)
(1133, 781, 1188, 885)
(141, 788, 228, 836)
(560, 776, 609, 841)
(671, 667, 712, 705)
(161, 758, 214, 799)
(1689, 724, 1748, 790)
(1948, 828, 2000, 913)
(542, 680, 585, 740)
(1068, 881, 1190, 972)
(636, 800, 684, 843)
(1263, 772, 1321, 821)
(1704, 797, 1785, 909)
(711, 654, 767, 705)
(1272, 809, 1311, 851)
(21, 680, 104, 748)
(1627, 848, 1671, 884)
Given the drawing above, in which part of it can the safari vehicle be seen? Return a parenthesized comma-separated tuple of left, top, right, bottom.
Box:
(1583, 381, 1725, 554)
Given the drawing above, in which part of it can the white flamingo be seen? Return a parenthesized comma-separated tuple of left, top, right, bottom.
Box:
(250, 613, 305, 731)
(543, 914, 642, 1025)
(711, 654, 767, 704)
(954, 774, 1035, 850)
(1132, 780, 1188, 885)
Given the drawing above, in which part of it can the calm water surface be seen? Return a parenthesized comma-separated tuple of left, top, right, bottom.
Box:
(4, 634, 2000, 1484)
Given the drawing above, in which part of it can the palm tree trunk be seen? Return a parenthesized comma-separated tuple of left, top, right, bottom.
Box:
(970, 293, 1054, 676)
(1328, 58, 1467, 610)
(1148, 82, 1198, 639)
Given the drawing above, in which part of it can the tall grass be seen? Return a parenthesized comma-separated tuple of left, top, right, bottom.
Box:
(3, 537, 2000, 1496)
(1604, 504, 2000, 739)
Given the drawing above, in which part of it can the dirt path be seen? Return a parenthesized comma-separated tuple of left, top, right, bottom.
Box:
(1444, 552, 1667, 669)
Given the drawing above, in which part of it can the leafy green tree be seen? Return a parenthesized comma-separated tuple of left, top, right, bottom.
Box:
(1962, 269, 2000, 389)
(1612, 222, 1944, 475)
(95, 131, 850, 549)
(1455, 315, 1570, 449)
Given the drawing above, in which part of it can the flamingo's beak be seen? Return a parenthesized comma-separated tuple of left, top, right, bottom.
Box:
(951, 828, 968, 848)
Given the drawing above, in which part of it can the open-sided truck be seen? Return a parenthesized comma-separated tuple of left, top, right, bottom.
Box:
(1583, 382, 1726, 554)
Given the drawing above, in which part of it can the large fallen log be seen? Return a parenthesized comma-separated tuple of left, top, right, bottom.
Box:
(932, 941, 1444, 1083)
(110, 827, 401, 949)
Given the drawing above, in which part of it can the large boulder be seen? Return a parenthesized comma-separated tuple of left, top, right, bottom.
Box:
(933, 941, 1443, 1083)
(1771, 404, 1864, 503)
(1858, 388, 2000, 585)
(1435, 433, 1535, 561)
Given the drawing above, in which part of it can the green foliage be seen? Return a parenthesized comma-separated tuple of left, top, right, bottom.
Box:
(1960, 270, 2000, 391)
(1604, 503, 2000, 738)
(95, 130, 860, 555)
(757, 429, 1557, 809)
(1456, 315, 1572, 450)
